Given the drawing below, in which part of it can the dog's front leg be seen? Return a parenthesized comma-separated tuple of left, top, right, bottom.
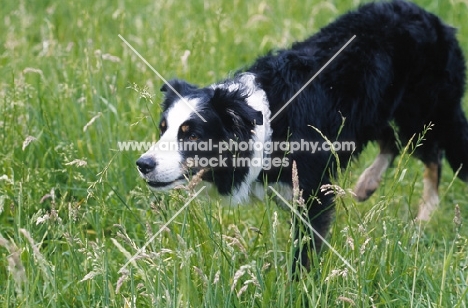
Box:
(288, 156, 335, 275)
(292, 188, 334, 275)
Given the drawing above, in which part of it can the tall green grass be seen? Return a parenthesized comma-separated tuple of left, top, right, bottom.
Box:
(1, 0, 468, 306)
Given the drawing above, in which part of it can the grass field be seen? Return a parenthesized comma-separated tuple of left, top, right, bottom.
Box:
(1, 0, 468, 307)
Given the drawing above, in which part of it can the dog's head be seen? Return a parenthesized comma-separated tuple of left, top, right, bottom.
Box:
(136, 74, 269, 196)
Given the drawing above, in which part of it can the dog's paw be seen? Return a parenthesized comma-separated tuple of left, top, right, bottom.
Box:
(415, 210, 431, 222)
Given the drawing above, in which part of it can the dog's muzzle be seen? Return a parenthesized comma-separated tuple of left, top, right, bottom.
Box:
(136, 156, 186, 189)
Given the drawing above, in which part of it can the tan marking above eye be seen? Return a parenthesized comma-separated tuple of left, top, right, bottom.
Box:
(181, 124, 190, 133)
(160, 120, 166, 128)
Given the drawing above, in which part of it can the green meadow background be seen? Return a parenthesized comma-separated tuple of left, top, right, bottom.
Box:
(1, 0, 468, 307)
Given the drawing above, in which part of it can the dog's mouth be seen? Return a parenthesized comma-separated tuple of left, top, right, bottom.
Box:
(145, 176, 186, 189)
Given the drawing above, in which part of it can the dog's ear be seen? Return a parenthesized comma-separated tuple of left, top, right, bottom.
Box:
(160, 79, 198, 96)
(160, 79, 198, 110)
(210, 87, 263, 138)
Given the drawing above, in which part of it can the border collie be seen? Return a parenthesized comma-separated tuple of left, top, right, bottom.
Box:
(136, 0, 468, 271)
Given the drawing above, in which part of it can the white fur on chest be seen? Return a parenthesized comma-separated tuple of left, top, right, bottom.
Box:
(212, 73, 273, 203)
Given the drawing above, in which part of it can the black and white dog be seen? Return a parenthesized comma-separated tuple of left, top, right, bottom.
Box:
(136, 0, 468, 270)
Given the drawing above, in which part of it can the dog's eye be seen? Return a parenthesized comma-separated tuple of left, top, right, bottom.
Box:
(159, 120, 167, 135)
(188, 133, 198, 141)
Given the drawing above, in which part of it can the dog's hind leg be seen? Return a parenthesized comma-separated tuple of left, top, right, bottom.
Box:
(416, 153, 442, 221)
(443, 105, 468, 182)
(354, 140, 395, 201)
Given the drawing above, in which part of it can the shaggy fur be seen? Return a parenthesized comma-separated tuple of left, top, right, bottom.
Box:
(137, 0, 468, 271)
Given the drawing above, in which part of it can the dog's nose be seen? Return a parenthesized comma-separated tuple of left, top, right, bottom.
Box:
(136, 157, 157, 175)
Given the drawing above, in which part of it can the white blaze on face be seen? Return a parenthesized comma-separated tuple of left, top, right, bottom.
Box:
(138, 98, 199, 186)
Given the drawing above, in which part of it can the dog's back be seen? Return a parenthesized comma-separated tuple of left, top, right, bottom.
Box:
(250, 0, 467, 178)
